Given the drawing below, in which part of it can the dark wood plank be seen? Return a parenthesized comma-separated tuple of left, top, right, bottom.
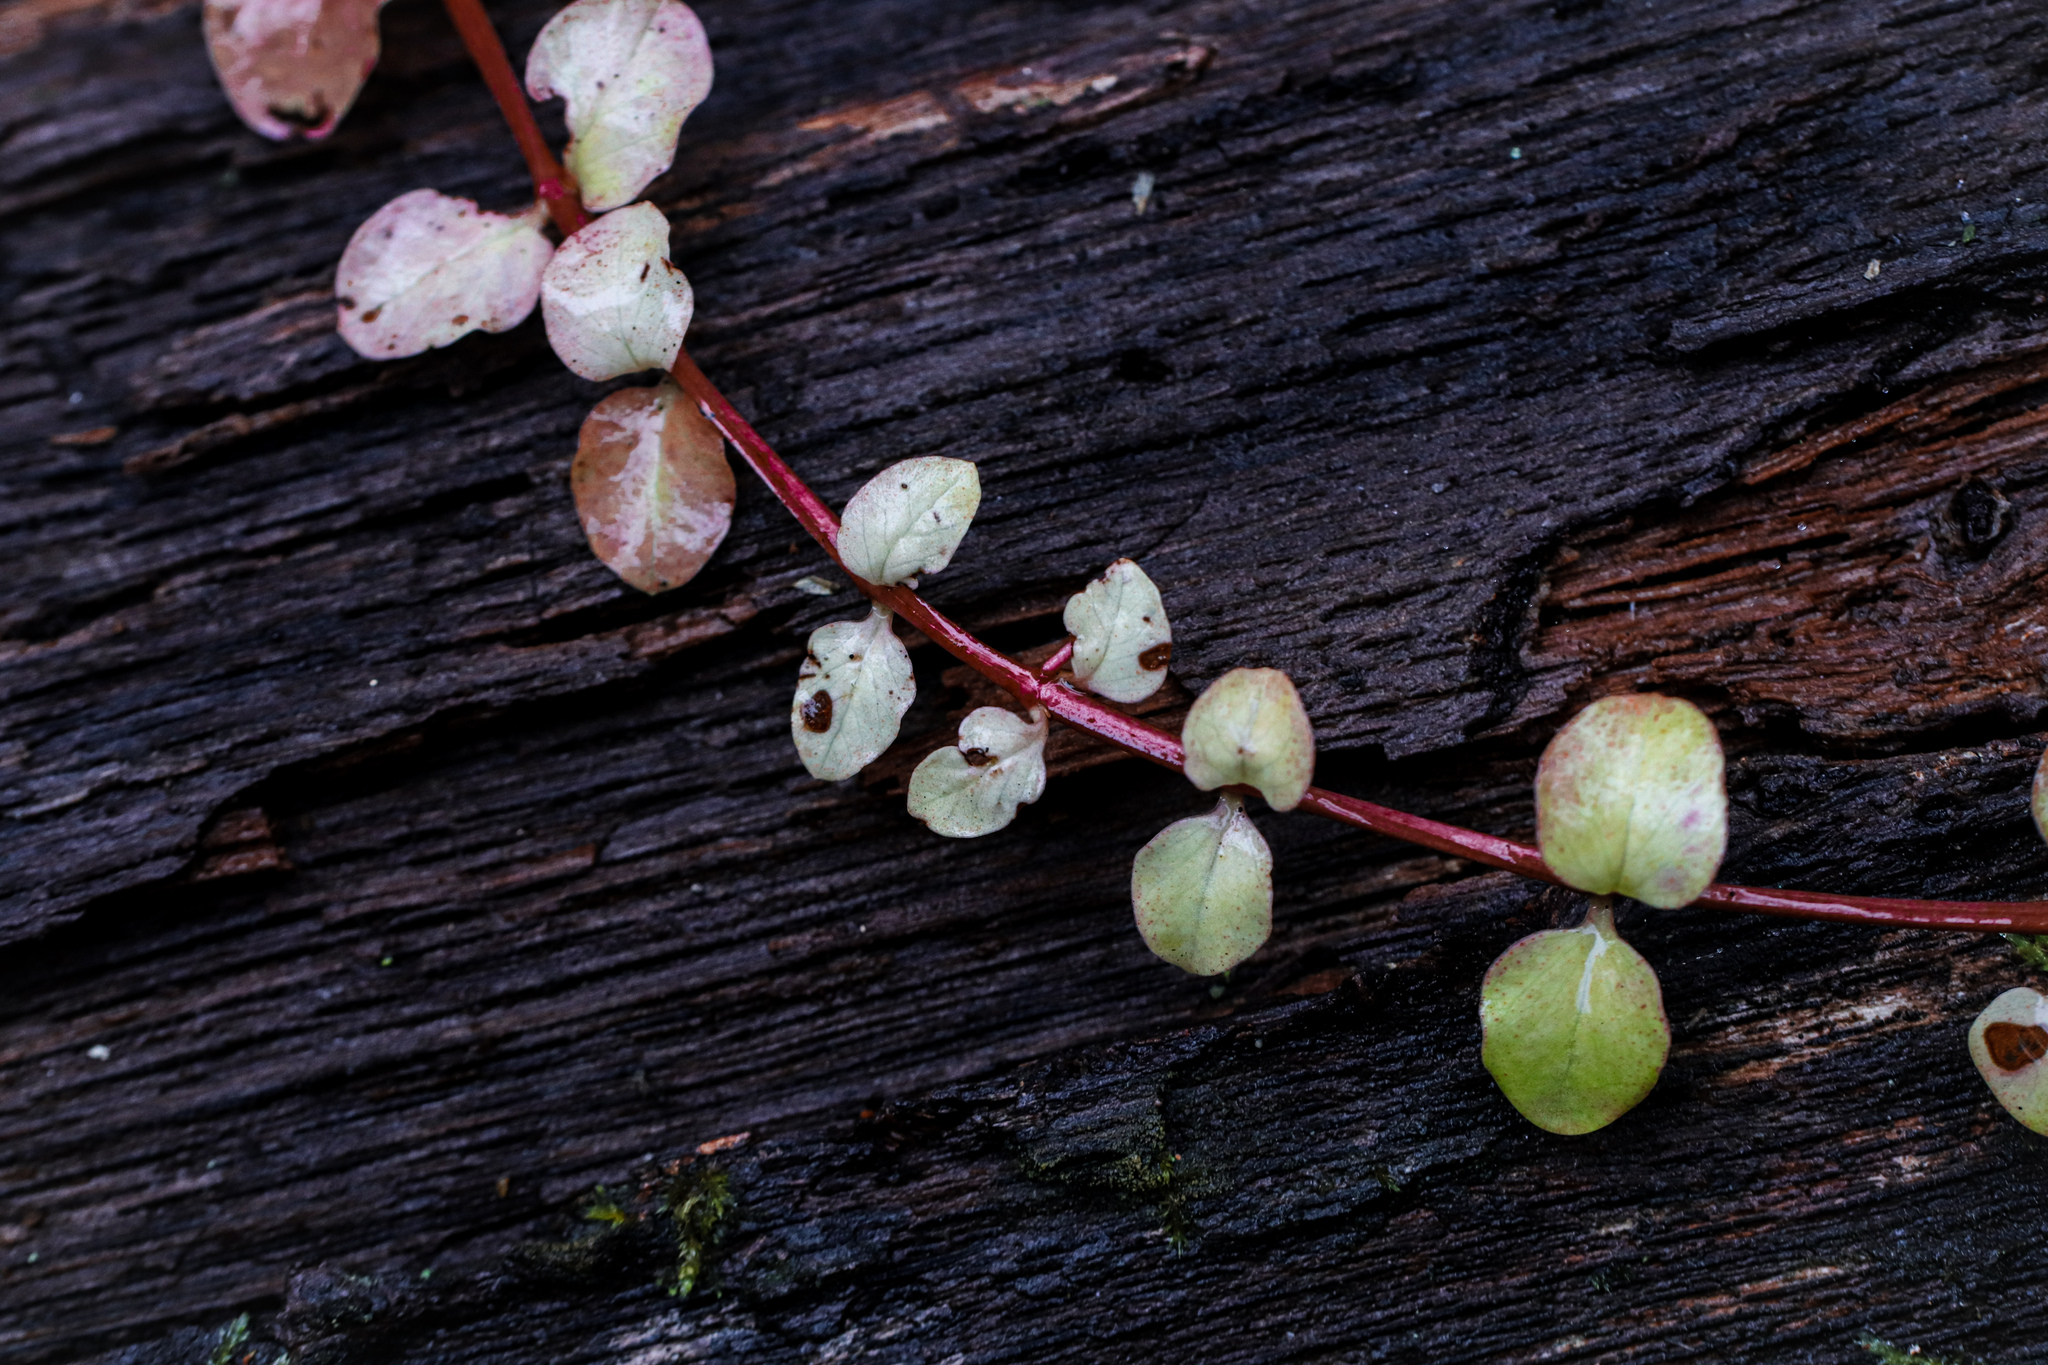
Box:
(5, 0, 2048, 1360)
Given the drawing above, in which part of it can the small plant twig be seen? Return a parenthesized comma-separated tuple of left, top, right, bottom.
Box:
(448, 5, 2048, 938)
(438, 0, 588, 234)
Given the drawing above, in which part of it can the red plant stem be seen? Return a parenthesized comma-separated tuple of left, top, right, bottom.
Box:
(672, 359, 2048, 933)
(442, 7, 2048, 936)
(438, 0, 589, 236)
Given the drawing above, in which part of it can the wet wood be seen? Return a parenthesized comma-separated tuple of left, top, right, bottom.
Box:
(5, 0, 2048, 1361)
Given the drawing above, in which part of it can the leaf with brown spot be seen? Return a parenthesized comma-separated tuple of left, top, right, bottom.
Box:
(906, 708, 1047, 838)
(203, 0, 390, 140)
(791, 606, 915, 781)
(1970, 986, 2048, 1134)
(572, 378, 735, 594)
(540, 203, 693, 380)
(1063, 558, 1172, 704)
(335, 190, 553, 359)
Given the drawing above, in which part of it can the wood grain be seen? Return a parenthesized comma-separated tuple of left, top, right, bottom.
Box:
(5, 0, 2048, 1360)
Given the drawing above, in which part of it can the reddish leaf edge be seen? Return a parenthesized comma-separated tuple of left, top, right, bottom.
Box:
(440, 0, 2048, 935)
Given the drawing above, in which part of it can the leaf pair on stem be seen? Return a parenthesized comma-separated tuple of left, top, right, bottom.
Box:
(206, 0, 2048, 1142)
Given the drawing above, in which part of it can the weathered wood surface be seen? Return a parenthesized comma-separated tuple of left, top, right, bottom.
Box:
(5, 0, 2048, 1359)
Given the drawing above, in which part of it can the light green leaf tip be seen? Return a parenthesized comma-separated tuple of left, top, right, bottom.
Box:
(907, 706, 1048, 838)
(1131, 793, 1273, 976)
(1180, 667, 1315, 811)
(791, 605, 915, 781)
(837, 456, 981, 586)
(1969, 985, 2048, 1135)
(1063, 558, 1172, 704)
(1535, 693, 1726, 909)
(1480, 899, 1670, 1135)
(2032, 746, 2048, 847)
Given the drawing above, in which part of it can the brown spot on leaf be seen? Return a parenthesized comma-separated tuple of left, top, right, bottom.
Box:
(1985, 1021, 2048, 1072)
(452, 314, 468, 325)
(359, 305, 382, 324)
(961, 747, 997, 767)
(801, 691, 834, 732)
(640, 262, 650, 281)
(1138, 641, 1172, 671)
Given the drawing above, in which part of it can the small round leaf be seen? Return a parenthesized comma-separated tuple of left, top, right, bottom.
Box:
(1480, 903, 1670, 1135)
(907, 707, 1048, 838)
(1180, 668, 1315, 812)
(526, 0, 714, 212)
(836, 457, 981, 586)
(572, 378, 735, 594)
(1131, 794, 1273, 976)
(791, 606, 915, 781)
(1063, 558, 1172, 704)
(540, 202, 693, 381)
(1969, 986, 2048, 1134)
(335, 190, 553, 360)
(2032, 747, 2048, 847)
(1535, 694, 1727, 909)
(204, 0, 388, 140)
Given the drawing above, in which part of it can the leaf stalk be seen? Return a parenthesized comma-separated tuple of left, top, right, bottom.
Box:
(445, 10, 2048, 937)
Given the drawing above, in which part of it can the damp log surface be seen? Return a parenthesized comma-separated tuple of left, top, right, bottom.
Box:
(5, 0, 2048, 1360)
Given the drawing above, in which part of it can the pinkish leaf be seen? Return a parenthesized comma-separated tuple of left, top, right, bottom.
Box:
(335, 190, 553, 360)
(203, 0, 389, 140)
(572, 378, 735, 594)
(525, 0, 715, 212)
(540, 202, 693, 381)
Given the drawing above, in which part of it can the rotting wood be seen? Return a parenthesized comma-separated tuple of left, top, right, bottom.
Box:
(6, 0, 2048, 1361)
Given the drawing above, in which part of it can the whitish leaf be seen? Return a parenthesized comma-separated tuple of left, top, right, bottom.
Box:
(540, 202, 693, 381)
(525, 0, 714, 212)
(572, 378, 734, 593)
(792, 606, 915, 781)
(1131, 794, 1272, 976)
(1969, 986, 2048, 1134)
(836, 457, 981, 586)
(204, 0, 388, 140)
(1536, 694, 1726, 909)
(907, 707, 1048, 838)
(334, 190, 553, 359)
(1180, 667, 1315, 812)
(1064, 558, 1171, 704)
(1480, 900, 1669, 1135)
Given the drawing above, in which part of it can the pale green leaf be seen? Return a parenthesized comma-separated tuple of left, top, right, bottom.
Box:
(525, 0, 715, 212)
(540, 202, 693, 381)
(571, 378, 734, 593)
(1180, 667, 1315, 811)
(1131, 794, 1273, 976)
(1535, 694, 1726, 909)
(836, 457, 980, 586)
(1480, 901, 1669, 1135)
(906, 707, 1048, 838)
(791, 606, 915, 781)
(2032, 746, 2048, 847)
(335, 190, 552, 359)
(1969, 985, 2048, 1134)
(1063, 558, 1171, 704)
